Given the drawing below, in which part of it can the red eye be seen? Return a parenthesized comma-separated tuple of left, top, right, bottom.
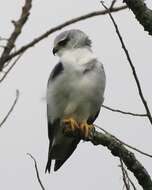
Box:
(58, 38, 68, 46)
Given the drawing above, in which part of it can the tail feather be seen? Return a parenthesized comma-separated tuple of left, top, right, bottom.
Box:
(45, 158, 52, 173)
(45, 126, 80, 173)
(54, 138, 80, 171)
(54, 159, 67, 171)
(45, 143, 52, 173)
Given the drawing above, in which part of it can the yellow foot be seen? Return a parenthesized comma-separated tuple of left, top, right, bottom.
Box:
(63, 117, 79, 132)
(79, 122, 94, 138)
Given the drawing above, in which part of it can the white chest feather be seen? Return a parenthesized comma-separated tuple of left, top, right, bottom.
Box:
(60, 48, 95, 67)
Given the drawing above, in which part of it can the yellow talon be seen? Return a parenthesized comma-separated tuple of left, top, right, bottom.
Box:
(79, 122, 94, 138)
(63, 118, 94, 138)
(63, 117, 79, 131)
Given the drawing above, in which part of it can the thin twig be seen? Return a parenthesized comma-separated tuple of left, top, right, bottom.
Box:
(0, 53, 23, 83)
(124, 168, 137, 190)
(102, 104, 147, 117)
(3, 59, 12, 68)
(95, 125, 152, 158)
(101, 1, 152, 126)
(1, 5, 127, 65)
(0, 90, 19, 128)
(110, 0, 117, 10)
(120, 158, 130, 190)
(0, 0, 32, 71)
(27, 153, 46, 190)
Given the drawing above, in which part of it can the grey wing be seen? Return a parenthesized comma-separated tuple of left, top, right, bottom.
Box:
(46, 62, 80, 172)
(45, 62, 64, 173)
(87, 61, 106, 125)
(46, 61, 64, 142)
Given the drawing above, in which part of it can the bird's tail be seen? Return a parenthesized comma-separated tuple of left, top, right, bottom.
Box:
(45, 159, 52, 173)
(45, 143, 52, 173)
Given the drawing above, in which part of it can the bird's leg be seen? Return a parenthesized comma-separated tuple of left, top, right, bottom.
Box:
(79, 121, 94, 138)
(63, 117, 79, 132)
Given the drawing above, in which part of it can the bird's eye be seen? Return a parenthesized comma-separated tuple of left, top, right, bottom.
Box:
(58, 38, 68, 46)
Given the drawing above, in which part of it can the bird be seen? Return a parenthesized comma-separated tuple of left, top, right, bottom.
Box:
(45, 29, 106, 172)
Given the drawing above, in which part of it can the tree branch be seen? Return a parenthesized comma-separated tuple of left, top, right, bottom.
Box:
(110, 0, 117, 10)
(95, 125, 152, 158)
(0, 53, 24, 83)
(101, 2, 152, 126)
(102, 104, 147, 117)
(27, 153, 46, 190)
(65, 128, 152, 190)
(90, 130, 152, 190)
(0, 90, 19, 128)
(0, 0, 32, 71)
(0, 5, 127, 65)
(123, 0, 152, 35)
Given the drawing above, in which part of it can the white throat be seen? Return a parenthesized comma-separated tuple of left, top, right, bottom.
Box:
(59, 48, 95, 65)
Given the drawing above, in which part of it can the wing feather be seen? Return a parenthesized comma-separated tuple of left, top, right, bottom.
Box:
(45, 119, 60, 173)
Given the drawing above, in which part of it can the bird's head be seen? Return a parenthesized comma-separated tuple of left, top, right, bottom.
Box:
(52, 29, 92, 56)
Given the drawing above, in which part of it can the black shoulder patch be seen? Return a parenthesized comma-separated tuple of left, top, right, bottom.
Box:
(51, 62, 64, 80)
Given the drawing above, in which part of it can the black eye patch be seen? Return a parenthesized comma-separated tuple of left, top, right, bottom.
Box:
(58, 38, 69, 46)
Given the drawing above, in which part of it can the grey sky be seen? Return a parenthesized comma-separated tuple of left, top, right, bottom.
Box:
(0, 0, 152, 189)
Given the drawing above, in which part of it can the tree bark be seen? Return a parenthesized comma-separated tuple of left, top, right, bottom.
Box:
(124, 0, 152, 35)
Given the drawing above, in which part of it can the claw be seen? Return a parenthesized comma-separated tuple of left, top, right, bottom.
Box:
(63, 118, 94, 138)
(63, 118, 79, 132)
(79, 122, 94, 138)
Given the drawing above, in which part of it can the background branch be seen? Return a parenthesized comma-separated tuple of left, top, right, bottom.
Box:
(101, 2, 152, 126)
(0, 53, 24, 83)
(65, 127, 152, 190)
(120, 158, 138, 190)
(88, 129, 152, 190)
(0, 90, 19, 128)
(120, 158, 130, 190)
(123, 0, 152, 35)
(110, 0, 117, 10)
(123, 166, 138, 190)
(27, 153, 46, 190)
(102, 104, 147, 117)
(0, 0, 32, 71)
(0, 4, 127, 65)
(95, 125, 152, 158)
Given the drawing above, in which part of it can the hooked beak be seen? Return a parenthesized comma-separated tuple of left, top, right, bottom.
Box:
(52, 46, 58, 55)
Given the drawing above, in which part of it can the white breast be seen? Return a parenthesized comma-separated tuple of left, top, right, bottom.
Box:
(60, 48, 96, 67)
